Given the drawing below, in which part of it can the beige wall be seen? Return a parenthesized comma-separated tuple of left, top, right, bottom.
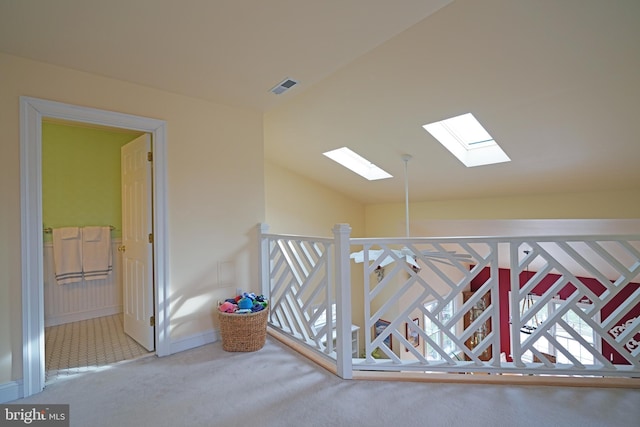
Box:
(265, 161, 365, 237)
(264, 161, 366, 347)
(365, 189, 640, 237)
(0, 53, 265, 383)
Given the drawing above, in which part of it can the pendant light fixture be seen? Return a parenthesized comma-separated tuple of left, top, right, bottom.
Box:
(519, 250, 539, 334)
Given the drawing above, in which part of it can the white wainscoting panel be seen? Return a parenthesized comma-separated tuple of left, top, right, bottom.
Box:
(43, 238, 122, 327)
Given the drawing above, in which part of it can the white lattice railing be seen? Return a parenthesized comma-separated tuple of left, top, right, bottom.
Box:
(259, 224, 339, 360)
(259, 223, 640, 380)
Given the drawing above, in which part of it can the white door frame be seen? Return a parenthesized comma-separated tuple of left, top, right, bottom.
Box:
(19, 96, 170, 397)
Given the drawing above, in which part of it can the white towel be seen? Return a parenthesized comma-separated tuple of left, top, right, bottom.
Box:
(61, 227, 80, 239)
(52, 227, 83, 285)
(83, 226, 103, 242)
(82, 226, 112, 281)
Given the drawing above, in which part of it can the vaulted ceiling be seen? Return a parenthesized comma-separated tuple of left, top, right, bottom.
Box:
(2, 0, 639, 204)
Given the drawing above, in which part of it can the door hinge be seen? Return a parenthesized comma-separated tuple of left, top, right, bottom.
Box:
(150, 316, 155, 327)
(148, 233, 153, 243)
(147, 151, 153, 162)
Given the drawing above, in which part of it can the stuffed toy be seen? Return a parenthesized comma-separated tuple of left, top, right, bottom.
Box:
(219, 301, 237, 313)
(237, 297, 253, 310)
(242, 292, 257, 300)
(251, 302, 264, 312)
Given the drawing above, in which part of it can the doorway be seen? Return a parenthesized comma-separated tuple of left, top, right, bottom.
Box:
(41, 122, 154, 381)
(20, 97, 170, 398)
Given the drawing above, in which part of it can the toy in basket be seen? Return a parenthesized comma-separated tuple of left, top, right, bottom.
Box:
(217, 293, 268, 352)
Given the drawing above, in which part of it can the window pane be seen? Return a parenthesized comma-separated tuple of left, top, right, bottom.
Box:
(519, 299, 596, 365)
(424, 300, 456, 360)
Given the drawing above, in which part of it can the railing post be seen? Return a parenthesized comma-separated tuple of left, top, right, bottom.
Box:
(509, 241, 524, 367)
(333, 223, 353, 379)
(489, 241, 502, 367)
(258, 223, 270, 301)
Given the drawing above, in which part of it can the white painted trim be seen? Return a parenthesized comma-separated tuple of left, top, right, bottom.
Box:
(45, 307, 123, 328)
(0, 381, 23, 404)
(20, 99, 45, 398)
(169, 330, 220, 355)
(19, 97, 171, 398)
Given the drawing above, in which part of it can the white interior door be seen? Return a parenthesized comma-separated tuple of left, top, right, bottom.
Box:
(121, 134, 155, 351)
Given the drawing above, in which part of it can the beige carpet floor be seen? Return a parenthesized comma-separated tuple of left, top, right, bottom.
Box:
(13, 336, 640, 427)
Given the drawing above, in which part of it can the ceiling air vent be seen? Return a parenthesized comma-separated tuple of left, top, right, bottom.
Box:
(270, 78, 298, 95)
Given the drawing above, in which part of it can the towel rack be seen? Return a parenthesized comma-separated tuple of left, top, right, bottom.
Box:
(43, 226, 116, 234)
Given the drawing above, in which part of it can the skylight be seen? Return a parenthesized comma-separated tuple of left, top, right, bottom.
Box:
(422, 113, 510, 167)
(323, 147, 392, 181)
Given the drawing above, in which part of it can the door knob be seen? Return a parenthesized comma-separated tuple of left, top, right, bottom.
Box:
(118, 245, 126, 253)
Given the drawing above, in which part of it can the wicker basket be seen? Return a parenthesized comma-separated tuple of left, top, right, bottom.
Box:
(217, 308, 268, 352)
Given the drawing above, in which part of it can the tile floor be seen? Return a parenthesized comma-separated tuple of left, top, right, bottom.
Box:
(45, 313, 152, 383)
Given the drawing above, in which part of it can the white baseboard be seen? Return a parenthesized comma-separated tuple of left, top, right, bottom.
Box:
(169, 329, 220, 355)
(0, 380, 23, 403)
(45, 306, 122, 327)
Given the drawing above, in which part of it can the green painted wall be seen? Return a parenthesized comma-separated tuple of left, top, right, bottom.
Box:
(42, 122, 144, 240)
